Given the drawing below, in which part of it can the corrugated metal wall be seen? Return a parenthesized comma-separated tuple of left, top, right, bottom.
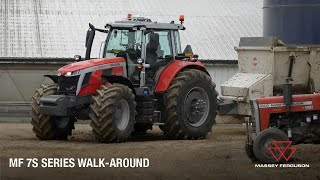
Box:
(0, 0, 263, 60)
(0, 0, 256, 121)
(206, 64, 238, 95)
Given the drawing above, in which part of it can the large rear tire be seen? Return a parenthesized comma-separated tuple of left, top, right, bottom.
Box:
(89, 83, 136, 143)
(30, 84, 74, 140)
(253, 128, 290, 163)
(162, 69, 218, 139)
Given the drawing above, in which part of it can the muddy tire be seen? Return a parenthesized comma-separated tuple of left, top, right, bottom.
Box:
(162, 69, 218, 139)
(253, 128, 290, 163)
(30, 84, 74, 140)
(89, 83, 136, 143)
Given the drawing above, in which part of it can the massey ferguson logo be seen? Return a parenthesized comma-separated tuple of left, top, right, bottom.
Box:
(255, 140, 309, 168)
(268, 141, 296, 162)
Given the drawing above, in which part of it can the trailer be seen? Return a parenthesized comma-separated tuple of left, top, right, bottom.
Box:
(219, 37, 320, 116)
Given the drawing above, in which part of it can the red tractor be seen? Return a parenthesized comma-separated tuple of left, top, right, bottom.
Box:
(30, 15, 218, 143)
(245, 56, 320, 163)
(246, 92, 320, 163)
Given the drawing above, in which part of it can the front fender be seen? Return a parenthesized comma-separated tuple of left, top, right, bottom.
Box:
(154, 60, 209, 92)
(44, 75, 59, 83)
(102, 75, 135, 94)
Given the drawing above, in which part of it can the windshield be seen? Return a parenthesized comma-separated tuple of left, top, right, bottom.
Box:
(103, 29, 142, 58)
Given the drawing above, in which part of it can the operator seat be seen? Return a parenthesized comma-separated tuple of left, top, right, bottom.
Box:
(145, 33, 162, 86)
(146, 32, 160, 66)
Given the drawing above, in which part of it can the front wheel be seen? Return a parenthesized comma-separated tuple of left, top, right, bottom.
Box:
(89, 83, 136, 143)
(30, 84, 75, 140)
(253, 128, 290, 163)
(162, 69, 218, 139)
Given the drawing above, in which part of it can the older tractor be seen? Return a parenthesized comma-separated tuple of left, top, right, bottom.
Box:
(246, 93, 320, 163)
(244, 45, 320, 163)
(30, 15, 218, 143)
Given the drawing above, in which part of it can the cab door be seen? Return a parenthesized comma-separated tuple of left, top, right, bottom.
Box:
(144, 30, 176, 86)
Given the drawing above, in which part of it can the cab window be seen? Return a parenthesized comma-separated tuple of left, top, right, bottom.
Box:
(145, 30, 173, 64)
(103, 29, 142, 58)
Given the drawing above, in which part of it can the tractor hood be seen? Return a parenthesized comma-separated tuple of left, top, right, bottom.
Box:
(58, 57, 125, 75)
(257, 93, 319, 105)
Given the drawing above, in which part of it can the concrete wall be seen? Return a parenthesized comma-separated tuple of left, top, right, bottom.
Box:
(0, 59, 238, 122)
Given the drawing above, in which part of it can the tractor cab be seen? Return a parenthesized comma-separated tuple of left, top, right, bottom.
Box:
(85, 14, 190, 87)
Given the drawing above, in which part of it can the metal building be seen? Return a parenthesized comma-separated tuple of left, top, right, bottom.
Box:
(0, 0, 262, 121)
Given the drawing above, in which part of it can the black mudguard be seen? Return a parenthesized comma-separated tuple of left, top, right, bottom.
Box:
(102, 75, 135, 94)
(44, 75, 59, 83)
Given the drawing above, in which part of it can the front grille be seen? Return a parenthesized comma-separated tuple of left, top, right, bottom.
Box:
(57, 75, 80, 95)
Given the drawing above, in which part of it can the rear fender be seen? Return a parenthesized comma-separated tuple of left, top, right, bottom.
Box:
(154, 60, 209, 92)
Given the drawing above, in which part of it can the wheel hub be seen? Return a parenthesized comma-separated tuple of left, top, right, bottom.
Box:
(191, 99, 207, 115)
(184, 87, 210, 127)
(115, 99, 130, 131)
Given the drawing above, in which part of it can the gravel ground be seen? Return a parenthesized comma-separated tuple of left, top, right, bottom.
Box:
(0, 123, 319, 180)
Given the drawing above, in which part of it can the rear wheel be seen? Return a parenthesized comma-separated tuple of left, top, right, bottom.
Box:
(253, 128, 290, 163)
(89, 83, 136, 143)
(30, 84, 75, 140)
(162, 69, 218, 139)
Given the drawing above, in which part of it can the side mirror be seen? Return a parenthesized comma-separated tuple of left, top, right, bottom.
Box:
(85, 23, 96, 48)
(85, 23, 96, 60)
(85, 30, 90, 48)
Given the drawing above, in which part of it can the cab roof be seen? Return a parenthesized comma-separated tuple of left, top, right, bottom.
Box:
(105, 19, 185, 30)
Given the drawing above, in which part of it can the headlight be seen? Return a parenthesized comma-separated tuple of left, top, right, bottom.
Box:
(64, 70, 80, 77)
(65, 72, 72, 76)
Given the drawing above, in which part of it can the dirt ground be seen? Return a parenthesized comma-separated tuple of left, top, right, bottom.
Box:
(0, 122, 319, 180)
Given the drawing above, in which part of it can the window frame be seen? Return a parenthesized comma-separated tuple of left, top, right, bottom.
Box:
(144, 29, 174, 62)
(102, 28, 143, 58)
(173, 30, 182, 56)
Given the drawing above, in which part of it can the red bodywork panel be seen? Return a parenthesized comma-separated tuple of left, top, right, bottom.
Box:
(77, 67, 125, 96)
(57, 57, 206, 96)
(154, 60, 206, 92)
(257, 94, 320, 131)
(57, 57, 125, 96)
(58, 57, 125, 75)
(77, 70, 103, 96)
